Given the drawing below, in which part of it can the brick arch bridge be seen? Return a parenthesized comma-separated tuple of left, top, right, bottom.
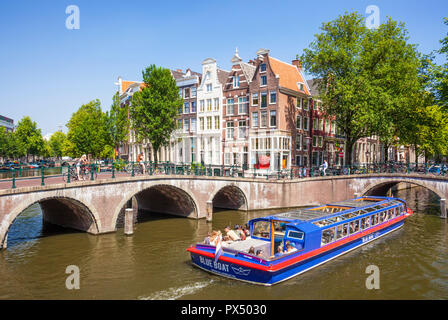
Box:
(1, 173, 447, 249)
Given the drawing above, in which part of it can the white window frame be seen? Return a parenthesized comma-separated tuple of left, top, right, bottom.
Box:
(269, 91, 277, 104)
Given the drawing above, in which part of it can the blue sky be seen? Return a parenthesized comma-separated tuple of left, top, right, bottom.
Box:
(1, 0, 447, 136)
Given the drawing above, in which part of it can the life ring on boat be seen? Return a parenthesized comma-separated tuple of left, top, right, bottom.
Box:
(406, 208, 413, 216)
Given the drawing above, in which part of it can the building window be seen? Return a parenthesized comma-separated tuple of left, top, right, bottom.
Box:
(297, 97, 302, 109)
(184, 88, 190, 99)
(296, 134, 302, 150)
(191, 87, 197, 97)
(296, 115, 302, 129)
(184, 119, 190, 132)
(238, 120, 247, 139)
(199, 117, 204, 130)
(252, 93, 259, 106)
(225, 153, 231, 165)
(252, 112, 259, 128)
(261, 75, 267, 86)
(206, 84, 212, 92)
(313, 118, 318, 130)
(269, 91, 277, 104)
(270, 110, 277, 127)
(191, 101, 196, 113)
(226, 121, 234, 140)
(214, 98, 219, 111)
(214, 116, 220, 129)
(206, 116, 212, 130)
(304, 117, 309, 131)
(233, 75, 240, 88)
(178, 105, 183, 114)
(200, 100, 205, 112)
(260, 111, 267, 128)
(179, 88, 182, 98)
(303, 99, 309, 111)
(261, 92, 267, 108)
(238, 96, 248, 114)
(331, 121, 336, 134)
(177, 119, 182, 130)
(260, 63, 266, 72)
(319, 119, 324, 131)
(313, 136, 318, 147)
(184, 102, 189, 114)
(191, 118, 197, 131)
(207, 99, 212, 111)
(226, 98, 234, 115)
(298, 83, 304, 91)
(318, 136, 323, 147)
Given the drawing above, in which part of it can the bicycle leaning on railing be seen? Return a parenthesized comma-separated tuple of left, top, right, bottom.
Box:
(63, 164, 98, 182)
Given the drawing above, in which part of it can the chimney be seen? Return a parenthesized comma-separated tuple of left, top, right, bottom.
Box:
(292, 59, 302, 72)
(176, 69, 182, 72)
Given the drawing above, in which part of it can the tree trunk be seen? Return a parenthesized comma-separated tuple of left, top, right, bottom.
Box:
(345, 141, 354, 166)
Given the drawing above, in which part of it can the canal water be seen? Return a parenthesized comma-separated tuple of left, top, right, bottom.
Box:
(0, 186, 447, 299)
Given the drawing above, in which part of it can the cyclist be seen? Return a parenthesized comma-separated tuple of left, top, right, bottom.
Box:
(76, 154, 88, 180)
(137, 152, 145, 174)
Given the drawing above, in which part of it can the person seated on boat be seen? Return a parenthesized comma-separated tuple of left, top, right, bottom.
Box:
(243, 224, 251, 237)
(256, 249, 264, 257)
(203, 232, 211, 245)
(224, 226, 241, 242)
(274, 245, 284, 257)
(285, 243, 298, 253)
(248, 246, 255, 255)
(209, 230, 222, 246)
(234, 225, 246, 240)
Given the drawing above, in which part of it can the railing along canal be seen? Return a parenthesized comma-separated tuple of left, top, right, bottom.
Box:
(1, 161, 447, 189)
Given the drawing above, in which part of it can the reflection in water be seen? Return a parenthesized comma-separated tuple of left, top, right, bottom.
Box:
(0, 186, 447, 299)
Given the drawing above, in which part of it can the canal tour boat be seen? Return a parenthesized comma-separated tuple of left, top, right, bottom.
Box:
(186, 196, 413, 286)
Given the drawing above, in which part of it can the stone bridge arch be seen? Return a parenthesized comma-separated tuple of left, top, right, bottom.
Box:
(0, 195, 101, 249)
(112, 183, 200, 229)
(209, 184, 249, 212)
(359, 178, 445, 200)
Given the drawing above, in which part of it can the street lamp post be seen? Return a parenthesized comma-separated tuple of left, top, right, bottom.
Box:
(306, 136, 312, 177)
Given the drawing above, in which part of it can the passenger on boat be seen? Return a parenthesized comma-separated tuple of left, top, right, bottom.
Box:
(256, 249, 264, 257)
(248, 246, 255, 254)
(285, 244, 297, 253)
(209, 230, 222, 246)
(243, 224, 251, 237)
(224, 226, 241, 242)
(234, 225, 246, 240)
(275, 245, 284, 257)
(203, 232, 211, 245)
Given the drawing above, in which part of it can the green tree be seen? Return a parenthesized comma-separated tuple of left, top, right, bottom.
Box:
(14, 116, 45, 161)
(0, 127, 8, 159)
(106, 92, 129, 159)
(49, 131, 67, 159)
(130, 65, 182, 165)
(66, 100, 112, 158)
(301, 12, 423, 165)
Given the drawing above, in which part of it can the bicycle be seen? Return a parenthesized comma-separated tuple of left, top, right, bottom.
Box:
(63, 165, 97, 182)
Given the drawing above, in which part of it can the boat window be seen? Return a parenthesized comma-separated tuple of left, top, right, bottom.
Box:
(273, 221, 287, 237)
(252, 220, 271, 239)
(379, 211, 387, 223)
(349, 220, 360, 235)
(336, 225, 344, 240)
(387, 209, 393, 220)
(342, 223, 348, 237)
(287, 230, 304, 240)
(321, 227, 336, 246)
(360, 217, 368, 230)
(373, 214, 379, 225)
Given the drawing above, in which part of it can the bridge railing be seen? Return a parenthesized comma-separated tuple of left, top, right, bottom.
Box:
(2, 161, 447, 189)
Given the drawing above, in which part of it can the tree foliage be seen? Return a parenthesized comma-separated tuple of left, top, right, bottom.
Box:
(106, 92, 129, 158)
(14, 116, 45, 161)
(66, 100, 112, 158)
(130, 65, 182, 165)
(49, 131, 67, 159)
(301, 11, 423, 164)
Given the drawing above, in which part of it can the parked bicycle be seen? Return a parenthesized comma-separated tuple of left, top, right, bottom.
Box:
(63, 165, 97, 182)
